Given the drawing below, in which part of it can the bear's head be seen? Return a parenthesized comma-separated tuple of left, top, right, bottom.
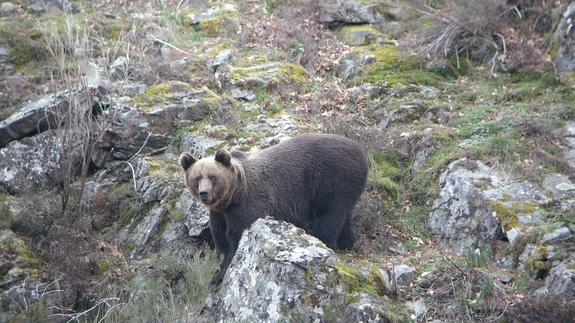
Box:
(179, 149, 239, 209)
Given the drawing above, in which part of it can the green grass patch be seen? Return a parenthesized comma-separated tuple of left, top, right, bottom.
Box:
(367, 151, 406, 202)
(91, 249, 220, 321)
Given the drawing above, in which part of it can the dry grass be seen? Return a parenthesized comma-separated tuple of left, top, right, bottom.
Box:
(401, 0, 564, 73)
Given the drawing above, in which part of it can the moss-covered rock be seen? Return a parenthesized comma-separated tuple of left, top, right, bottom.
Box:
(338, 44, 441, 86)
(552, 2, 575, 92)
(187, 3, 239, 37)
(337, 25, 382, 46)
(133, 81, 222, 135)
(226, 62, 308, 91)
(136, 81, 221, 112)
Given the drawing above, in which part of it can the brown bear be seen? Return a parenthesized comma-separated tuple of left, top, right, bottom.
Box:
(179, 133, 368, 284)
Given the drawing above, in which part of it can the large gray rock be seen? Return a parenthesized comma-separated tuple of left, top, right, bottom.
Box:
(540, 260, 575, 299)
(543, 173, 575, 211)
(0, 92, 68, 147)
(202, 218, 395, 322)
(0, 80, 108, 148)
(27, 0, 77, 13)
(158, 190, 212, 258)
(189, 3, 240, 37)
(540, 227, 574, 245)
(562, 122, 575, 170)
(220, 63, 307, 92)
(378, 103, 448, 129)
(429, 158, 550, 254)
(95, 97, 174, 162)
(180, 134, 224, 157)
(130, 207, 166, 251)
(344, 293, 389, 322)
(203, 218, 345, 322)
(0, 43, 12, 75)
(554, 2, 575, 91)
(177, 190, 210, 240)
(0, 130, 81, 195)
(317, 0, 385, 25)
(134, 156, 179, 204)
(393, 264, 415, 289)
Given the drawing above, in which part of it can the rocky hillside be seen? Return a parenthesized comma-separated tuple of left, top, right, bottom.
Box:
(1, 0, 575, 322)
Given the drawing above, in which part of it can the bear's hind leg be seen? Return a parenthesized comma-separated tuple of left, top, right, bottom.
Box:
(336, 214, 355, 250)
(311, 205, 350, 250)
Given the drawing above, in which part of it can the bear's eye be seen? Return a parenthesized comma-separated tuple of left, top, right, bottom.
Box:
(192, 177, 200, 187)
(209, 175, 218, 183)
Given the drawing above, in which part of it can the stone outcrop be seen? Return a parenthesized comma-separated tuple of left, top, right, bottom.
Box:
(202, 218, 398, 322)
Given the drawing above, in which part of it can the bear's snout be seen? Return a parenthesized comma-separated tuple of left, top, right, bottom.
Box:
(199, 191, 210, 202)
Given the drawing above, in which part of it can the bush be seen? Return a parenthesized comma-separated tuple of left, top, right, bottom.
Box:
(402, 0, 566, 73)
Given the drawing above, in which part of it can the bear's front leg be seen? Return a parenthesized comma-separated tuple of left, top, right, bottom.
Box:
(209, 211, 229, 286)
(209, 210, 228, 254)
(212, 227, 241, 285)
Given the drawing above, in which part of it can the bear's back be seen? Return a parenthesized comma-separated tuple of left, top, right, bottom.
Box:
(240, 134, 367, 222)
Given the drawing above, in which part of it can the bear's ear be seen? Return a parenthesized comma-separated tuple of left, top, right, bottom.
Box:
(215, 149, 231, 167)
(179, 153, 197, 171)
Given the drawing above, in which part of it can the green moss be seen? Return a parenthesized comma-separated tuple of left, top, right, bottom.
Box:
(526, 246, 551, 279)
(145, 157, 182, 183)
(490, 202, 521, 231)
(349, 44, 443, 87)
(490, 200, 539, 232)
(190, 8, 239, 37)
(337, 25, 381, 46)
(280, 63, 308, 88)
(230, 62, 308, 90)
(336, 261, 386, 298)
(98, 260, 111, 274)
(0, 190, 13, 230)
(135, 81, 221, 111)
(367, 151, 406, 201)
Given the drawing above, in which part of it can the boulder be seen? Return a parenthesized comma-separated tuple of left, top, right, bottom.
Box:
(0, 43, 12, 75)
(134, 155, 181, 204)
(544, 260, 575, 299)
(429, 158, 550, 254)
(344, 293, 390, 322)
(188, 3, 240, 37)
(377, 103, 449, 129)
(202, 218, 400, 322)
(27, 0, 77, 14)
(337, 25, 382, 46)
(317, 0, 386, 25)
(553, 2, 575, 91)
(0, 81, 108, 148)
(0, 2, 15, 14)
(128, 207, 167, 255)
(0, 130, 81, 195)
(221, 63, 308, 92)
(0, 92, 68, 147)
(337, 53, 376, 81)
(177, 190, 210, 241)
(98, 98, 170, 161)
(180, 134, 224, 157)
(561, 121, 575, 170)
(392, 264, 415, 289)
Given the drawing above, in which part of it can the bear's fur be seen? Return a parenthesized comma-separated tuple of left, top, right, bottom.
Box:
(179, 133, 368, 284)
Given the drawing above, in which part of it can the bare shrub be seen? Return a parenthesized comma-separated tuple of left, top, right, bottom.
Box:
(402, 0, 564, 73)
(41, 17, 113, 210)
